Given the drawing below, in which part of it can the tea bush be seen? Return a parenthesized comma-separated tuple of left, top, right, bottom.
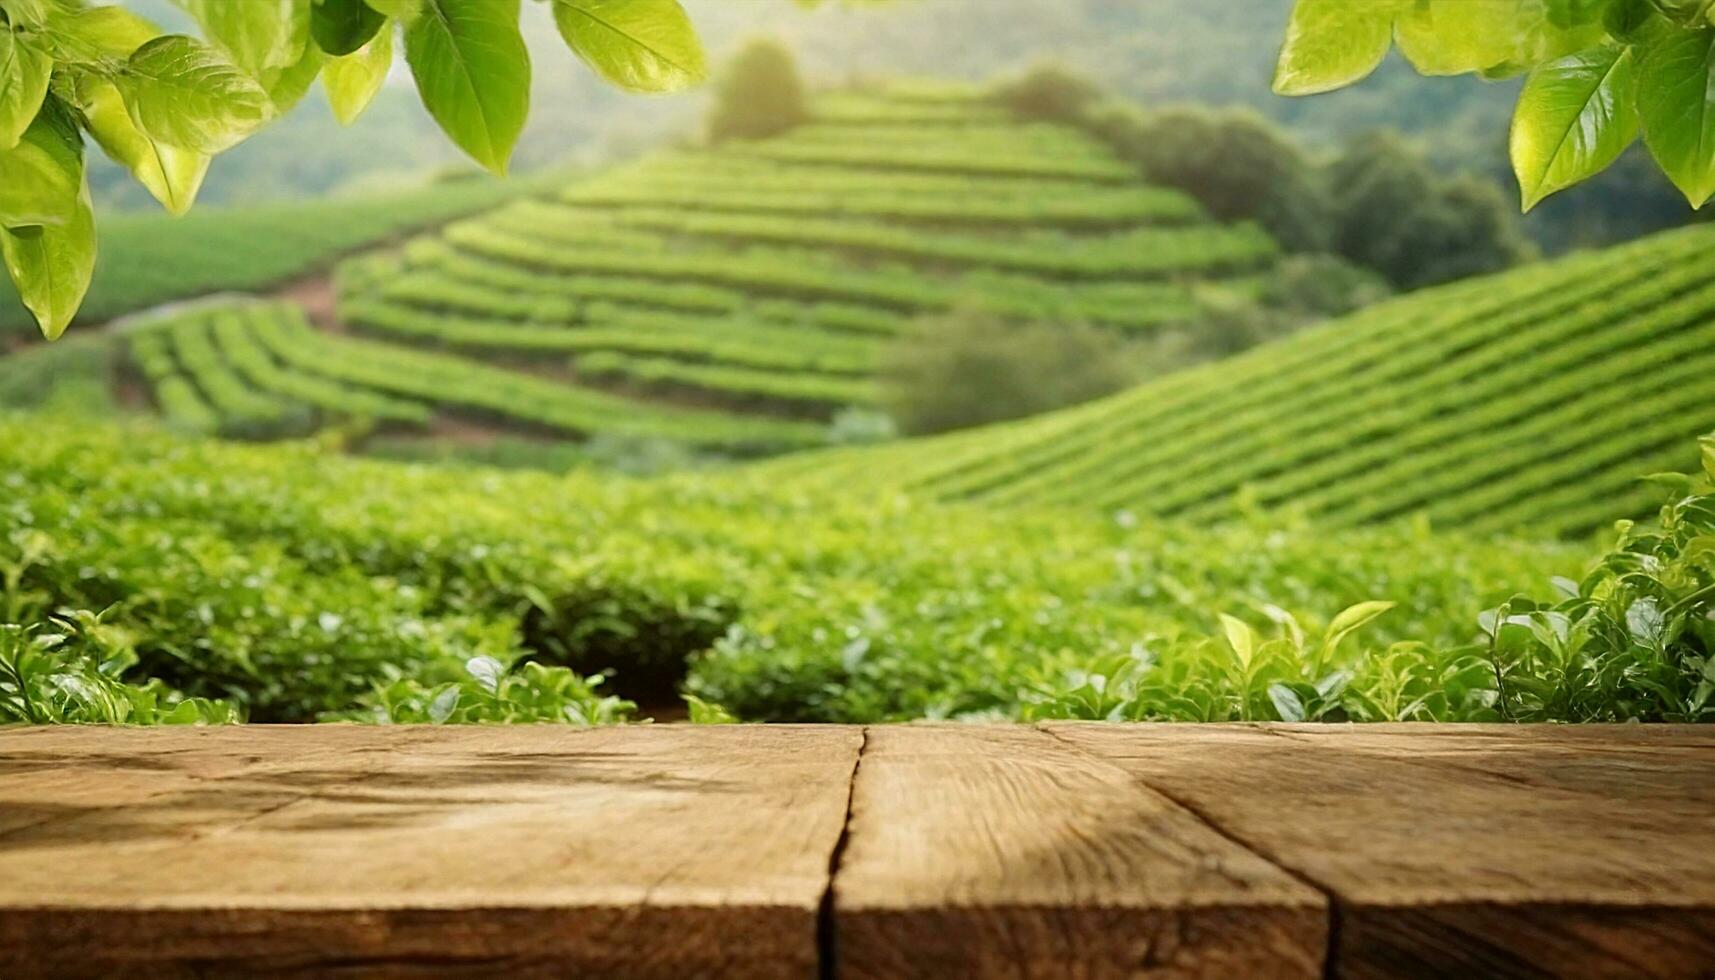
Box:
(2, 414, 1600, 725)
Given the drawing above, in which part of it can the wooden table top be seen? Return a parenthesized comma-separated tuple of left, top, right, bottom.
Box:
(1, 722, 1710, 979)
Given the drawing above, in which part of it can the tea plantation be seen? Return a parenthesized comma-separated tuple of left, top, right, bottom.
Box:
(0, 85, 1275, 454)
(7, 84, 1715, 730)
(0, 174, 563, 340)
(2, 415, 1590, 725)
(784, 223, 1715, 539)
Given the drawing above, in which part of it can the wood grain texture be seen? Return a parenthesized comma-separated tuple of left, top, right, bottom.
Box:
(1050, 723, 1715, 980)
(0, 725, 862, 979)
(831, 725, 1328, 979)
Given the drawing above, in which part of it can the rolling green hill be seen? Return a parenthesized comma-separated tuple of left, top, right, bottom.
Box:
(0, 174, 569, 341)
(776, 224, 1715, 539)
(5, 85, 1276, 457)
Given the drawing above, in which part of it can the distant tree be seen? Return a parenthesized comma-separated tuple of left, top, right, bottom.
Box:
(1183, 256, 1389, 362)
(1256, 254, 1392, 320)
(1086, 104, 1333, 253)
(708, 38, 811, 143)
(1329, 133, 1534, 290)
(995, 63, 1104, 123)
(881, 310, 1139, 436)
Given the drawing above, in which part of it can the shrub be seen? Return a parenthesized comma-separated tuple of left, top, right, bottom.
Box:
(880, 309, 1140, 436)
(707, 38, 811, 143)
(994, 63, 1104, 123)
(1328, 133, 1536, 290)
(1086, 103, 1334, 253)
(1483, 445, 1715, 723)
(1256, 254, 1393, 320)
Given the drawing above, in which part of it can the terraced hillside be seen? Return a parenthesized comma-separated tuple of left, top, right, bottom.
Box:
(120, 302, 825, 452)
(776, 224, 1715, 539)
(0, 174, 563, 341)
(321, 85, 1274, 447)
(4, 85, 1275, 456)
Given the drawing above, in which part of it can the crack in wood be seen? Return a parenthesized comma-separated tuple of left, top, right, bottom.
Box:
(819, 725, 867, 980)
(1037, 723, 1347, 979)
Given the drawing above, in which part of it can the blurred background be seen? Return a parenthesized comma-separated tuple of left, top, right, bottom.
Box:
(92, 0, 1704, 253)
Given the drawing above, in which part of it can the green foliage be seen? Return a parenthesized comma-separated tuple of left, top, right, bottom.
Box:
(999, 76, 1529, 287)
(1, 414, 1589, 724)
(0, 331, 113, 412)
(792, 224, 1715, 541)
(403, 0, 530, 176)
(1512, 42, 1641, 209)
(994, 62, 1103, 123)
(1082, 103, 1334, 253)
(0, 171, 550, 336)
(0, 0, 717, 338)
(707, 37, 809, 143)
(880, 309, 1140, 436)
(1483, 441, 1715, 721)
(232, 88, 1272, 454)
(1329, 132, 1536, 290)
(1, 610, 236, 725)
(551, 0, 705, 95)
(1255, 253, 1393, 320)
(359, 657, 634, 724)
(1277, 0, 1715, 209)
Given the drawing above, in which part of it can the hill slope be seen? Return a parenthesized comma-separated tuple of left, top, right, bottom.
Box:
(0, 175, 564, 341)
(776, 224, 1715, 539)
(7, 85, 1276, 456)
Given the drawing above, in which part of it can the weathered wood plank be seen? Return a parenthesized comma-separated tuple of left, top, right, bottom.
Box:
(1050, 723, 1715, 980)
(0, 725, 862, 979)
(831, 725, 1328, 979)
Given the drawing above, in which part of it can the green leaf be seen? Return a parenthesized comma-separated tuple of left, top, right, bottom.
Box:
(1273, 0, 1400, 96)
(312, 0, 386, 56)
(1511, 43, 1641, 210)
(2, 178, 95, 340)
(0, 28, 51, 150)
(1267, 683, 1307, 722)
(81, 78, 208, 215)
(115, 35, 271, 155)
(1547, 0, 1609, 29)
(1219, 613, 1256, 669)
(1638, 27, 1715, 206)
(46, 4, 160, 61)
(261, 33, 326, 115)
(404, 0, 529, 175)
(0, 0, 46, 29)
(324, 23, 392, 125)
(0, 97, 81, 227)
(172, 0, 310, 79)
(1323, 600, 1396, 653)
(363, 0, 422, 22)
(551, 0, 706, 94)
(1396, 1, 1532, 75)
(426, 683, 460, 723)
(465, 654, 503, 692)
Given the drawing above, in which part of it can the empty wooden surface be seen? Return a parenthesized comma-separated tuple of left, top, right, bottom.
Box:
(1052, 723, 1715, 980)
(834, 725, 1326, 979)
(0, 725, 862, 979)
(1, 723, 1711, 979)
